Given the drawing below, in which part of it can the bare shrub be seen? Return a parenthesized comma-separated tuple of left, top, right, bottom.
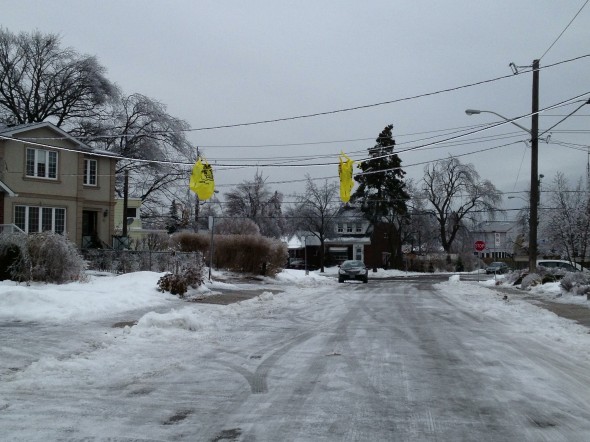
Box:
(5, 232, 86, 283)
(157, 273, 187, 296)
(213, 234, 287, 276)
(504, 269, 524, 286)
(521, 273, 542, 290)
(135, 233, 170, 251)
(560, 272, 590, 295)
(115, 251, 140, 274)
(170, 231, 209, 254)
(169, 231, 287, 276)
(0, 233, 27, 281)
(84, 249, 114, 272)
(157, 254, 205, 297)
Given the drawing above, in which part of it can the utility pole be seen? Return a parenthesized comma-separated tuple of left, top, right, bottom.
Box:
(122, 169, 129, 238)
(529, 59, 540, 273)
(195, 147, 200, 231)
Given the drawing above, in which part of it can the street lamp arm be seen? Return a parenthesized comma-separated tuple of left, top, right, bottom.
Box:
(465, 109, 532, 135)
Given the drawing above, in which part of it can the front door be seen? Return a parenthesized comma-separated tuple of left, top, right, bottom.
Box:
(82, 210, 98, 248)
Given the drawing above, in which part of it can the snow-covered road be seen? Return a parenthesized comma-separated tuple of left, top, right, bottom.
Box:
(1, 272, 590, 440)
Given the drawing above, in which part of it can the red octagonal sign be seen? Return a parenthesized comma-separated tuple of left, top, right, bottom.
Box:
(474, 240, 486, 252)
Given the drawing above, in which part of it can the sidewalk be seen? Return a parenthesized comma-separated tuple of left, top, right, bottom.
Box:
(492, 284, 590, 330)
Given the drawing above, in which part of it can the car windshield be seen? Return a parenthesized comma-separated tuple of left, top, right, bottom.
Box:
(489, 262, 504, 267)
(341, 260, 364, 269)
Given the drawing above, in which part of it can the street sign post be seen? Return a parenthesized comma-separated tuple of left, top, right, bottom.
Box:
(474, 240, 486, 281)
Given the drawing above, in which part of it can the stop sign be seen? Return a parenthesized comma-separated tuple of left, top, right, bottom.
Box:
(474, 240, 486, 252)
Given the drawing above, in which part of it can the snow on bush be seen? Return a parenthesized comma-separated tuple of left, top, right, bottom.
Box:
(0, 231, 86, 283)
(521, 273, 542, 290)
(560, 271, 590, 296)
(157, 257, 205, 297)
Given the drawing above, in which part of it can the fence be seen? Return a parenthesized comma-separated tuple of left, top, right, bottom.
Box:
(0, 224, 25, 235)
(82, 249, 203, 274)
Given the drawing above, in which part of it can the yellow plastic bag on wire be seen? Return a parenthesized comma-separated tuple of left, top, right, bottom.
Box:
(338, 152, 354, 203)
(189, 158, 215, 200)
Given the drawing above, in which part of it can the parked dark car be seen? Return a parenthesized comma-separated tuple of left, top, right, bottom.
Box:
(338, 260, 368, 283)
(486, 262, 509, 274)
(287, 259, 306, 269)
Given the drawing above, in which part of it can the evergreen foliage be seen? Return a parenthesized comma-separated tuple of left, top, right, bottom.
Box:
(352, 124, 410, 268)
(166, 200, 181, 234)
(353, 125, 409, 220)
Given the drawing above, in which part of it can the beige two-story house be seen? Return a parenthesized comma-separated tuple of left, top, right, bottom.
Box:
(0, 122, 119, 248)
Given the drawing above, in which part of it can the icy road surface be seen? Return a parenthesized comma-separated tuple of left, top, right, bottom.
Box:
(2, 276, 590, 441)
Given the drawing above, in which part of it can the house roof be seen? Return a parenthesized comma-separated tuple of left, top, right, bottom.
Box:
(336, 204, 365, 219)
(285, 232, 321, 248)
(0, 179, 17, 196)
(0, 122, 113, 156)
(473, 220, 519, 233)
(325, 236, 371, 246)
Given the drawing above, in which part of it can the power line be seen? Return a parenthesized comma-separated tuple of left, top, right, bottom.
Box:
(540, 0, 590, 60)
(175, 55, 590, 132)
(3, 91, 589, 183)
(539, 99, 590, 136)
(13, 53, 586, 142)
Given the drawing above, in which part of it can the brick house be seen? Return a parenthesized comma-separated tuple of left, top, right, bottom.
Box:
(0, 122, 119, 248)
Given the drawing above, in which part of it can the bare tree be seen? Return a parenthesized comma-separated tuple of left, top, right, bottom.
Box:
(541, 172, 590, 266)
(422, 157, 502, 254)
(405, 179, 439, 254)
(224, 172, 285, 238)
(77, 93, 194, 220)
(291, 177, 340, 272)
(0, 28, 118, 127)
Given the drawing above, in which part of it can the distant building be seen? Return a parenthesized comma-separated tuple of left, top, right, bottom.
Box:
(113, 198, 166, 247)
(471, 220, 519, 260)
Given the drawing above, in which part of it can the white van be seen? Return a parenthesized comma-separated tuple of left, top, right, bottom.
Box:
(536, 260, 586, 272)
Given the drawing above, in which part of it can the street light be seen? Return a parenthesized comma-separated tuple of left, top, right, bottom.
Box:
(466, 107, 539, 273)
(465, 109, 532, 135)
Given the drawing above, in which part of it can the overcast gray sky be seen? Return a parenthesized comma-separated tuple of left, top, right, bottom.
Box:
(3, 0, 590, 211)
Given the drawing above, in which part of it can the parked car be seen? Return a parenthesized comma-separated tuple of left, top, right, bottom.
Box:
(486, 262, 509, 274)
(338, 260, 369, 283)
(287, 259, 306, 270)
(537, 260, 585, 272)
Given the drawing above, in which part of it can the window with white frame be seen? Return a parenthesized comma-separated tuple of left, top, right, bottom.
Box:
(355, 223, 362, 233)
(337, 223, 343, 233)
(26, 147, 57, 179)
(347, 224, 353, 233)
(14, 205, 66, 234)
(83, 159, 97, 186)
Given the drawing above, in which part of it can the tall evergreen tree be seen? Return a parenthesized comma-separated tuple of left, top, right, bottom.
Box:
(166, 200, 181, 234)
(353, 124, 409, 268)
